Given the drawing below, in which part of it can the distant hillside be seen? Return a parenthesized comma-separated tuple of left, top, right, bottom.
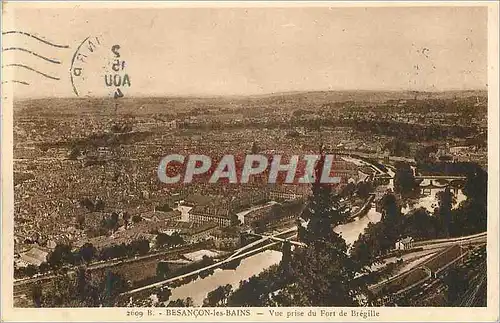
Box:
(14, 89, 487, 115)
(264, 89, 485, 100)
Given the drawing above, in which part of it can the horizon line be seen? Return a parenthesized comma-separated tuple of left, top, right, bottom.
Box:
(12, 87, 488, 101)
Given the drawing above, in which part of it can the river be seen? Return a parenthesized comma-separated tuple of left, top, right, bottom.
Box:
(168, 249, 282, 305)
(164, 158, 461, 305)
(335, 207, 382, 247)
(164, 206, 383, 306)
(386, 167, 466, 214)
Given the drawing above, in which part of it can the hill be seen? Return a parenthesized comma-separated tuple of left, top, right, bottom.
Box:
(13, 89, 487, 116)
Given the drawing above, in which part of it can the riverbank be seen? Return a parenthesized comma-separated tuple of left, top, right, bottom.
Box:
(347, 194, 376, 221)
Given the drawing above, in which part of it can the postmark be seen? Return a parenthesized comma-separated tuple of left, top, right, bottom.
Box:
(70, 35, 131, 98)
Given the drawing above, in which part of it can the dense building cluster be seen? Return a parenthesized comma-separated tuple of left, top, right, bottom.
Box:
(12, 94, 487, 277)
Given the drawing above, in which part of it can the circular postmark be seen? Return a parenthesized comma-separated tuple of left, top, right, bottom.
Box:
(69, 35, 131, 98)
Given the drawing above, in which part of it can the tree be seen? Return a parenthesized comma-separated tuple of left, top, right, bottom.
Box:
(230, 213, 241, 226)
(401, 207, 438, 240)
(132, 215, 142, 223)
(170, 232, 184, 246)
(32, 282, 43, 307)
(99, 243, 128, 260)
(76, 214, 85, 229)
(450, 167, 487, 237)
(156, 204, 173, 212)
(301, 153, 348, 244)
(436, 188, 455, 238)
(379, 193, 402, 250)
(339, 182, 356, 198)
(25, 264, 39, 277)
(227, 266, 279, 306)
(203, 284, 232, 306)
(100, 270, 129, 306)
(41, 273, 78, 307)
(156, 233, 171, 248)
(94, 197, 105, 211)
(167, 297, 194, 307)
(463, 166, 487, 204)
(289, 241, 361, 306)
(157, 287, 172, 303)
(251, 220, 265, 234)
(393, 162, 418, 198)
(129, 239, 150, 256)
(80, 198, 95, 212)
(270, 204, 283, 220)
(288, 152, 364, 306)
(122, 212, 131, 223)
(156, 262, 170, 279)
(351, 193, 403, 266)
(39, 262, 50, 273)
(415, 144, 438, 163)
(79, 243, 97, 263)
(75, 267, 91, 302)
(295, 218, 306, 242)
(47, 244, 74, 268)
(350, 234, 372, 268)
(122, 211, 131, 229)
(279, 241, 292, 276)
(109, 212, 120, 232)
(30, 269, 129, 307)
(380, 193, 400, 223)
(356, 181, 373, 199)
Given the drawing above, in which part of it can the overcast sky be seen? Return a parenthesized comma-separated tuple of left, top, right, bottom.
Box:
(3, 5, 488, 98)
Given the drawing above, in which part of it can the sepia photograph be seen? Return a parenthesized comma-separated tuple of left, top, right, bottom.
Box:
(1, 1, 498, 322)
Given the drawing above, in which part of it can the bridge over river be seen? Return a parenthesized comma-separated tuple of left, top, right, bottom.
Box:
(119, 227, 302, 298)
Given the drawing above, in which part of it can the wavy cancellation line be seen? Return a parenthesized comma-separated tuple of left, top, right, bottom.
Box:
(2, 31, 70, 49)
(1, 80, 30, 86)
(2, 64, 60, 81)
(2, 47, 62, 64)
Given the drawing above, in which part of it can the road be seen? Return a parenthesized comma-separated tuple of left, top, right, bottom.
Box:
(229, 226, 298, 260)
(415, 232, 486, 250)
(368, 249, 440, 275)
(248, 234, 306, 247)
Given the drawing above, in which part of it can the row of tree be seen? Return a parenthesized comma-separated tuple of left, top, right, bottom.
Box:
(18, 230, 187, 280)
